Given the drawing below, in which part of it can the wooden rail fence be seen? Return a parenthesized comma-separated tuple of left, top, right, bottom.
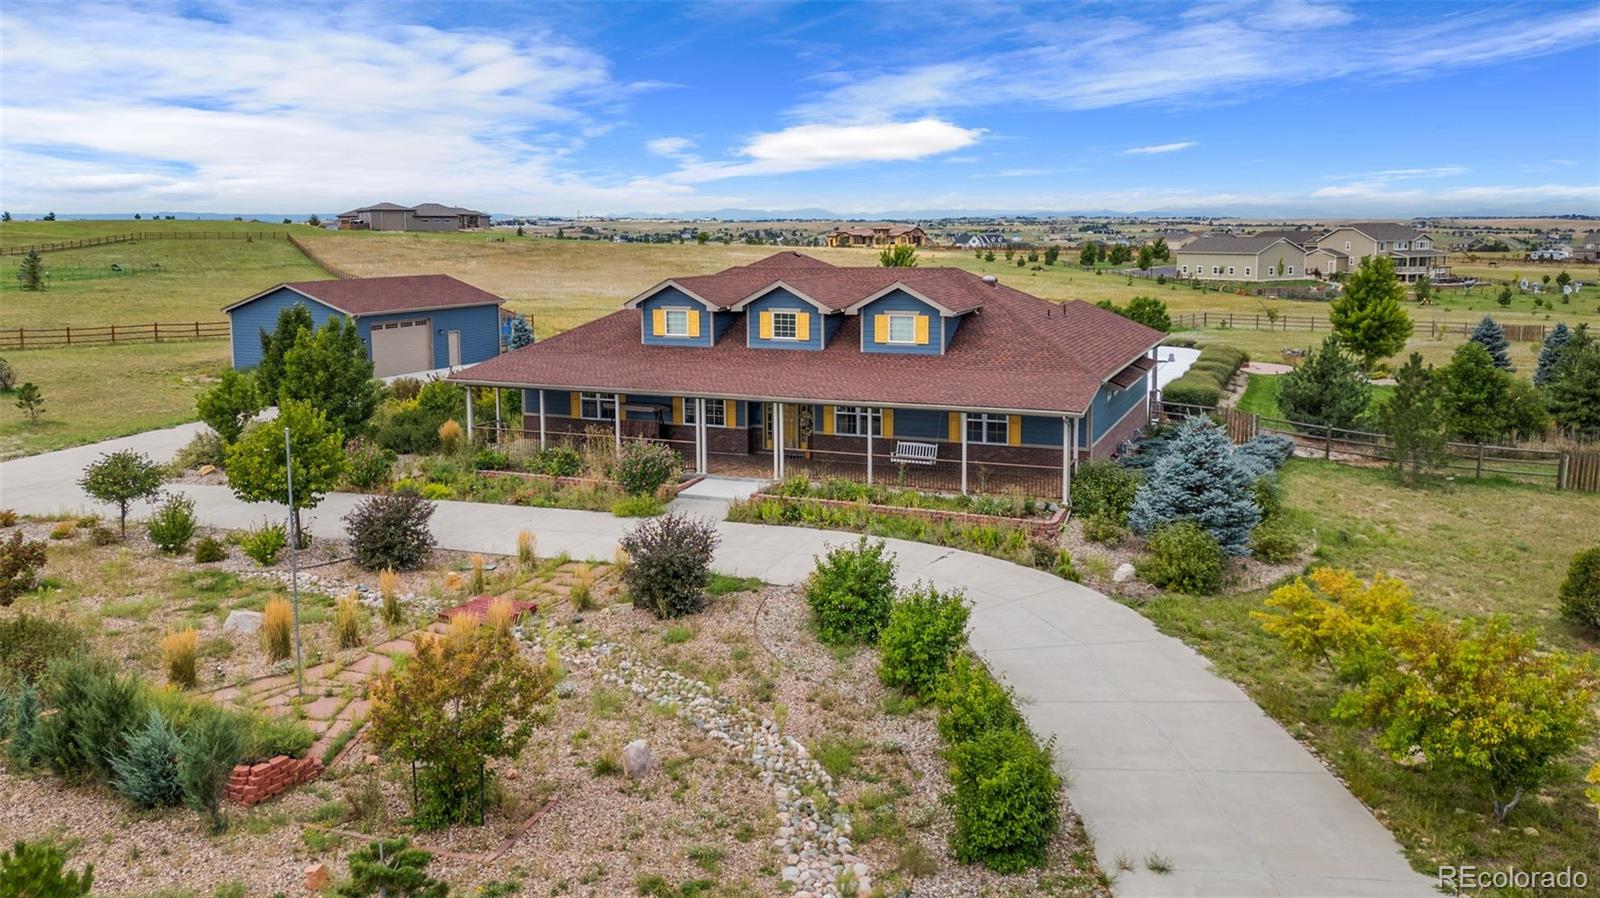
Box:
(0, 230, 285, 256)
(1156, 400, 1600, 492)
(1171, 311, 1559, 343)
(0, 321, 229, 350)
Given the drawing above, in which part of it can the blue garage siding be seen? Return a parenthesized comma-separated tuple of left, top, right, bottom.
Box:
(857, 290, 945, 355)
(357, 304, 501, 370)
(1090, 377, 1150, 442)
(639, 289, 716, 347)
(744, 289, 830, 351)
(228, 289, 344, 370)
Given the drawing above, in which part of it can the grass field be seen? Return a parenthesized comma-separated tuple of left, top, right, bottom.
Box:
(1138, 459, 1600, 890)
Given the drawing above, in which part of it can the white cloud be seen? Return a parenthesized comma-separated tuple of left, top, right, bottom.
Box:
(667, 119, 982, 183)
(1123, 141, 1197, 156)
(647, 137, 698, 159)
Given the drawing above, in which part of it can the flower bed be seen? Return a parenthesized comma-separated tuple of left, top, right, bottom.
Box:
(755, 477, 1065, 538)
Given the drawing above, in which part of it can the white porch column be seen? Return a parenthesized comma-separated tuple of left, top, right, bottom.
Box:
(772, 402, 783, 480)
(494, 389, 502, 440)
(464, 385, 474, 440)
(613, 393, 622, 450)
(695, 398, 707, 475)
(1062, 416, 1072, 506)
(960, 411, 969, 495)
(538, 390, 547, 450)
(865, 410, 874, 485)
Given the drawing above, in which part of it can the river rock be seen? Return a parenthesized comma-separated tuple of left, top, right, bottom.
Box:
(224, 609, 263, 634)
(623, 739, 653, 778)
(1112, 562, 1137, 584)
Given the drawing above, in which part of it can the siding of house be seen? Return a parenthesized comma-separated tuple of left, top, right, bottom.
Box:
(228, 288, 344, 370)
(744, 289, 830, 351)
(355, 304, 501, 370)
(856, 290, 944, 355)
(1318, 228, 1379, 261)
(1090, 378, 1149, 442)
(640, 288, 716, 347)
(1177, 246, 1309, 280)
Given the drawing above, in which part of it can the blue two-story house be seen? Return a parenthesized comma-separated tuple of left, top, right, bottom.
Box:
(224, 274, 507, 378)
(449, 253, 1162, 501)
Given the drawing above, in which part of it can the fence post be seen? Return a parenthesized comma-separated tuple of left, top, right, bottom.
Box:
(1475, 443, 1485, 479)
(153, 322, 160, 342)
(110, 324, 116, 343)
(1324, 423, 1332, 459)
(65, 327, 71, 346)
(1558, 453, 1569, 490)
(194, 321, 200, 338)
(16, 328, 22, 351)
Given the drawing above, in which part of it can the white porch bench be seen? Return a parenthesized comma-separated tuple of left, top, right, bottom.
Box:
(889, 441, 939, 466)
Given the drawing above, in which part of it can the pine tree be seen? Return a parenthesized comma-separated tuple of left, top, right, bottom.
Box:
(307, 214, 322, 227)
(13, 382, 43, 422)
(1438, 342, 1512, 443)
(1468, 314, 1513, 370)
(279, 316, 379, 436)
(1535, 323, 1571, 387)
(334, 837, 446, 898)
(111, 710, 185, 809)
(1128, 417, 1261, 556)
(1381, 353, 1447, 486)
(4, 682, 40, 769)
(1329, 255, 1413, 371)
(1276, 336, 1371, 430)
(1547, 326, 1600, 438)
(15, 250, 44, 291)
(256, 303, 315, 401)
(507, 316, 534, 350)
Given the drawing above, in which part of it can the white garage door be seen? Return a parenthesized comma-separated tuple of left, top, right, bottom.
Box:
(369, 319, 431, 377)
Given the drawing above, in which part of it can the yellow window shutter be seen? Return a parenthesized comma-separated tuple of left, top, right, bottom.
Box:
(686, 310, 701, 337)
(759, 311, 774, 339)
(1007, 415, 1022, 446)
(873, 314, 888, 343)
(724, 399, 737, 427)
(915, 314, 930, 345)
(651, 308, 666, 336)
(796, 312, 811, 341)
(948, 412, 961, 442)
(881, 408, 895, 438)
(821, 405, 835, 435)
(569, 392, 581, 417)
(672, 397, 684, 424)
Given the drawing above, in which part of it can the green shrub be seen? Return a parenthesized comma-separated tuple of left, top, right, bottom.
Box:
(174, 431, 227, 471)
(0, 614, 83, 683)
(244, 714, 315, 763)
(34, 657, 148, 782)
(1161, 375, 1222, 407)
(1197, 342, 1248, 371)
(239, 523, 287, 566)
(619, 512, 718, 619)
(176, 705, 248, 826)
(610, 493, 664, 517)
(111, 709, 185, 809)
(1249, 518, 1303, 564)
(1137, 521, 1225, 595)
(344, 491, 437, 571)
(0, 530, 48, 607)
(947, 726, 1061, 873)
(527, 445, 582, 477)
(2, 682, 41, 769)
(344, 437, 397, 490)
(388, 377, 423, 401)
(1252, 473, 1285, 521)
(878, 585, 970, 699)
(471, 449, 515, 472)
(1071, 461, 1142, 522)
(936, 653, 1023, 745)
(146, 494, 197, 553)
(0, 840, 94, 898)
(805, 537, 897, 645)
(615, 440, 681, 495)
(193, 536, 227, 563)
(1558, 545, 1600, 630)
(1081, 512, 1128, 546)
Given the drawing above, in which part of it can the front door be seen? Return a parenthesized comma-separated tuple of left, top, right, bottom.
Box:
(763, 404, 801, 450)
(447, 330, 462, 367)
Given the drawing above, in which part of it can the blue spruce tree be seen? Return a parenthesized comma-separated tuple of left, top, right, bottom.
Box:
(111, 709, 185, 809)
(507, 315, 534, 350)
(1128, 417, 1261, 556)
(1468, 314, 1513, 370)
(1534, 322, 1571, 387)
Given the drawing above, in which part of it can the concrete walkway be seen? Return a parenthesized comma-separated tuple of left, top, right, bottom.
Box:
(0, 430, 1435, 898)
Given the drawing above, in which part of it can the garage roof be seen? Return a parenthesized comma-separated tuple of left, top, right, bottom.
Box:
(224, 274, 504, 317)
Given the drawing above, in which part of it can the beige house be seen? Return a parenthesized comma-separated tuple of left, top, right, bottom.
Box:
(1315, 223, 1448, 281)
(824, 224, 929, 248)
(1176, 235, 1309, 281)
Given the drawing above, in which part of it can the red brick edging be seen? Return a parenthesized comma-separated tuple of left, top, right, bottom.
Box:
(226, 754, 323, 806)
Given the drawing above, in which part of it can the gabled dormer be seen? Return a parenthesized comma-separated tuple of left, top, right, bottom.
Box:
(628, 281, 729, 347)
(730, 282, 840, 351)
(845, 284, 967, 356)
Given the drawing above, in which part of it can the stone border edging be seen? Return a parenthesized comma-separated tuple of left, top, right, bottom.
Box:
(746, 489, 1066, 538)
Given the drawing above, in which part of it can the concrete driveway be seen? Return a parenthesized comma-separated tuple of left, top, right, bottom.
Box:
(0, 428, 1436, 898)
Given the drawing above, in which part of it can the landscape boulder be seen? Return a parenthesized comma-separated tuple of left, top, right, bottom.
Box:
(224, 609, 263, 634)
(623, 739, 653, 778)
(1112, 563, 1137, 584)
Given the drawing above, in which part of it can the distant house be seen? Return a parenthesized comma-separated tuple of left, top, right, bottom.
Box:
(1177, 222, 1448, 282)
(1175, 235, 1309, 281)
(1528, 247, 1572, 261)
(949, 232, 1013, 249)
(1149, 229, 1199, 250)
(824, 224, 929, 248)
(223, 274, 506, 377)
(336, 203, 490, 232)
(1315, 223, 1447, 282)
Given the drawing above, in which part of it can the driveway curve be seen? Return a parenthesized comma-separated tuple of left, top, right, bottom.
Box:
(1, 425, 1436, 898)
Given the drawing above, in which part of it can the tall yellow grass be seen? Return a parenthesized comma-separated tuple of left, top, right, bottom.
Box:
(335, 591, 364, 649)
(378, 569, 402, 625)
(571, 563, 596, 611)
(612, 546, 630, 575)
(262, 597, 293, 662)
(438, 419, 463, 453)
(517, 530, 537, 568)
(470, 554, 487, 593)
(161, 628, 199, 688)
(442, 571, 464, 594)
(446, 611, 480, 646)
(485, 597, 517, 636)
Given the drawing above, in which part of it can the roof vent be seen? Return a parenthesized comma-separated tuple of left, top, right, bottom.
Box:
(981, 274, 998, 286)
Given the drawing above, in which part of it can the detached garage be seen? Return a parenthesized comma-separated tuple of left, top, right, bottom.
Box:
(224, 274, 507, 377)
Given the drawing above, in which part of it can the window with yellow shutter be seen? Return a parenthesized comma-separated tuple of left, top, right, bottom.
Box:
(885, 313, 918, 344)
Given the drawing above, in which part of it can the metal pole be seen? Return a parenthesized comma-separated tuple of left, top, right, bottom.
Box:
(613, 393, 622, 450)
(494, 389, 502, 442)
(1061, 416, 1071, 505)
(960, 412, 969, 495)
(285, 427, 303, 697)
(465, 386, 474, 441)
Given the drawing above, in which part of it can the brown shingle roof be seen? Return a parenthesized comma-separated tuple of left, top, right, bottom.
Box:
(652, 258, 994, 315)
(453, 259, 1161, 416)
(227, 274, 504, 316)
(1180, 234, 1296, 255)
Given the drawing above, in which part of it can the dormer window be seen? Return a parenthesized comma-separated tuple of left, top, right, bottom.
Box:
(886, 313, 918, 344)
(772, 311, 798, 340)
(663, 308, 690, 336)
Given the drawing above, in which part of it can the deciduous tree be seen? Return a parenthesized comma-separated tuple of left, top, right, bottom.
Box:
(195, 369, 261, 444)
(224, 400, 345, 540)
(279, 316, 380, 437)
(1329, 255, 1413, 371)
(256, 303, 314, 401)
(1254, 568, 1414, 681)
(78, 450, 168, 537)
(878, 244, 918, 267)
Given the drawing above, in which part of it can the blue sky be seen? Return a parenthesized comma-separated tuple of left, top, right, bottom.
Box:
(2, 0, 1598, 216)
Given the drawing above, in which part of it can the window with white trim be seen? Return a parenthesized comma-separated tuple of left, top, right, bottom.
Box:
(886, 313, 917, 344)
(1179, 265, 1188, 274)
(1244, 267, 1252, 276)
(771, 310, 797, 339)
(1287, 265, 1295, 275)
(683, 398, 725, 427)
(1227, 265, 1236, 275)
(966, 413, 1008, 444)
(834, 406, 882, 436)
(663, 307, 690, 336)
(580, 392, 615, 421)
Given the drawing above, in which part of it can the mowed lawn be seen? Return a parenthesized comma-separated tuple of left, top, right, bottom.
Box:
(1138, 459, 1600, 886)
